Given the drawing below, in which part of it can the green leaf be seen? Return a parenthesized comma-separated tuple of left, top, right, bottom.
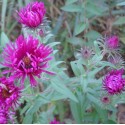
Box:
(52, 13, 64, 35)
(94, 40, 101, 55)
(50, 61, 64, 69)
(120, 37, 125, 44)
(77, 60, 85, 74)
(107, 120, 116, 124)
(94, 105, 108, 123)
(51, 79, 78, 102)
(37, 85, 67, 102)
(53, 50, 58, 54)
(113, 17, 125, 25)
(117, 2, 125, 6)
(80, 75, 88, 93)
(0, 64, 5, 68)
(42, 33, 54, 43)
(86, 2, 103, 16)
(98, 61, 115, 68)
(25, 94, 50, 116)
(48, 90, 67, 101)
(1, 32, 9, 47)
(70, 61, 81, 76)
(91, 54, 103, 65)
(87, 93, 100, 106)
(61, 4, 82, 12)
(75, 23, 86, 35)
(66, 0, 77, 5)
(89, 66, 104, 77)
(20, 102, 31, 115)
(70, 100, 82, 123)
(38, 106, 55, 124)
(6, 0, 15, 29)
(23, 114, 33, 124)
(85, 30, 102, 41)
(24, 0, 31, 5)
(48, 42, 60, 48)
(67, 37, 84, 46)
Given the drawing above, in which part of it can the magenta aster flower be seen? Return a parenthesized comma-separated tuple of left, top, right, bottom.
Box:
(0, 77, 21, 108)
(17, 1, 46, 28)
(0, 107, 15, 124)
(103, 69, 125, 95)
(0, 107, 8, 124)
(97, 35, 120, 57)
(50, 118, 60, 124)
(2, 35, 53, 86)
(106, 35, 119, 49)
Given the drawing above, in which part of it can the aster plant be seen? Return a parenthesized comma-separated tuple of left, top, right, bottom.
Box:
(0, 0, 78, 124)
(69, 37, 125, 123)
(1, 0, 125, 124)
(0, 0, 58, 123)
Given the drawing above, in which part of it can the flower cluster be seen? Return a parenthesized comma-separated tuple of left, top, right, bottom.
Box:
(0, 1, 54, 123)
(103, 69, 125, 95)
(98, 35, 125, 96)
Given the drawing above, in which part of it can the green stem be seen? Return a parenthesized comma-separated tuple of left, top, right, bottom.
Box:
(1, 0, 7, 32)
(57, 101, 65, 123)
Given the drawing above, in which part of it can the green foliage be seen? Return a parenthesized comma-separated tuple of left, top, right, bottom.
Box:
(61, 4, 82, 12)
(0, 32, 9, 47)
(1, 0, 7, 31)
(1, 0, 125, 124)
(113, 16, 125, 25)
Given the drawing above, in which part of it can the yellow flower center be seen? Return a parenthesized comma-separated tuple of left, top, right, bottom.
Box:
(23, 56, 31, 68)
(2, 88, 10, 98)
